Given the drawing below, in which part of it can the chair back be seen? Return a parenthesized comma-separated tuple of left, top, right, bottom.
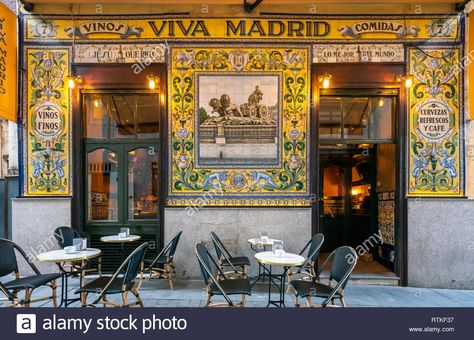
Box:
(195, 243, 214, 286)
(328, 246, 357, 289)
(121, 243, 149, 289)
(168, 231, 182, 258)
(195, 243, 233, 306)
(0, 238, 18, 277)
(307, 234, 324, 261)
(210, 232, 231, 260)
(147, 231, 182, 268)
(54, 226, 82, 248)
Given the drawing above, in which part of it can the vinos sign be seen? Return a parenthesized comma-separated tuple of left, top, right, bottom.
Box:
(33, 101, 64, 143)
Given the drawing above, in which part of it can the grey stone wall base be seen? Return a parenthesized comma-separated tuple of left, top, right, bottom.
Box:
(407, 199, 474, 289)
(164, 207, 312, 279)
(11, 198, 72, 275)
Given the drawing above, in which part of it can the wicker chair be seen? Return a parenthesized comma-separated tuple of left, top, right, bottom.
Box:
(53, 226, 101, 275)
(0, 238, 60, 307)
(138, 231, 182, 289)
(287, 233, 324, 292)
(76, 242, 148, 307)
(291, 246, 357, 307)
(210, 232, 250, 278)
(196, 243, 251, 307)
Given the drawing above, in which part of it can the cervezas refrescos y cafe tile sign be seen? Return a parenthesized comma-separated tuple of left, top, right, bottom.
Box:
(23, 16, 460, 42)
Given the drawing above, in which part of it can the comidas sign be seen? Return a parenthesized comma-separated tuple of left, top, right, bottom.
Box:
(0, 3, 16, 122)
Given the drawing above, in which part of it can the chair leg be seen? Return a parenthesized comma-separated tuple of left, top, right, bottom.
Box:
(166, 264, 174, 290)
(205, 291, 211, 307)
(242, 265, 248, 279)
(23, 289, 32, 307)
(81, 292, 88, 307)
(294, 293, 300, 307)
(51, 280, 58, 307)
(131, 287, 144, 307)
(122, 292, 129, 307)
(306, 296, 313, 308)
(241, 293, 246, 306)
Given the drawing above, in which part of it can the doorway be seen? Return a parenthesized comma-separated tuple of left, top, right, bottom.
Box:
(318, 88, 399, 279)
(81, 90, 161, 270)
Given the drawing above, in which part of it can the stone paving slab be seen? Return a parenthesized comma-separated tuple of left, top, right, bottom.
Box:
(2, 277, 474, 308)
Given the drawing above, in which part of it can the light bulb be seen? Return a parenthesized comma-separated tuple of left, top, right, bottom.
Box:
(405, 77, 413, 88)
(68, 78, 75, 89)
(378, 98, 384, 107)
(148, 78, 156, 90)
(322, 78, 330, 89)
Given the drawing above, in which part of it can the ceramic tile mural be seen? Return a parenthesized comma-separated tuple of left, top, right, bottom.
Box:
(25, 47, 71, 195)
(407, 48, 464, 197)
(197, 74, 280, 166)
(378, 194, 395, 246)
(167, 47, 311, 206)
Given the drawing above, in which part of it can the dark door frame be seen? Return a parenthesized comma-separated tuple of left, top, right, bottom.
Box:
(311, 63, 408, 285)
(70, 64, 167, 250)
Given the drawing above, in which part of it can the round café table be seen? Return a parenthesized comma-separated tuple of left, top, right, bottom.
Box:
(255, 251, 305, 307)
(37, 248, 102, 307)
(247, 238, 282, 288)
(100, 234, 141, 262)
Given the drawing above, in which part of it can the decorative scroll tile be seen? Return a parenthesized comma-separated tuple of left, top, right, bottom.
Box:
(73, 43, 167, 64)
(407, 48, 464, 197)
(167, 47, 311, 207)
(313, 44, 404, 63)
(25, 48, 71, 195)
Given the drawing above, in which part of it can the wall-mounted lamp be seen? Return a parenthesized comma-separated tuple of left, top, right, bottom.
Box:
(319, 74, 332, 89)
(396, 74, 414, 88)
(147, 74, 160, 90)
(67, 75, 83, 89)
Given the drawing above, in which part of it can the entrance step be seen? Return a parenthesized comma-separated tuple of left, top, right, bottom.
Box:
(319, 272, 400, 286)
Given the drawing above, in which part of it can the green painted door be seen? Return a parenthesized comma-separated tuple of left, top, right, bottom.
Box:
(82, 91, 161, 270)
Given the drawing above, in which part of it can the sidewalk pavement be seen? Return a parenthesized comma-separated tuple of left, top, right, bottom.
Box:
(1, 276, 474, 307)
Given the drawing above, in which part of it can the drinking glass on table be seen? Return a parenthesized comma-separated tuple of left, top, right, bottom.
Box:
(260, 231, 268, 243)
(273, 240, 285, 257)
(119, 227, 130, 238)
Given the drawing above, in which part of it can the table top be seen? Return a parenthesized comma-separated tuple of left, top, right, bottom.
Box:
(255, 251, 305, 267)
(100, 235, 141, 243)
(37, 248, 102, 263)
(247, 238, 282, 246)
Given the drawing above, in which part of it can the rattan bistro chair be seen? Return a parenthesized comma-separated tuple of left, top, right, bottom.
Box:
(287, 234, 324, 292)
(195, 243, 251, 307)
(76, 242, 148, 307)
(291, 246, 357, 308)
(53, 226, 101, 275)
(0, 238, 60, 307)
(138, 231, 182, 290)
(210, 232, 250, 278)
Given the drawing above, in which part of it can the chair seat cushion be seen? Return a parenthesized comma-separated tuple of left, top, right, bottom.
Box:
(143, 254, 168, 266)
(75, 276, 123, 295)
(222, 256, 250, 267)
(290, 280, 340, 298)
(211, 278, 251, 296)
(4, 273, 60, 290)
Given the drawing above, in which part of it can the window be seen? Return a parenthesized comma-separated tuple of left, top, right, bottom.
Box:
(319, 90, 396, 143)
(83, 90, 160, 225)
(84, 93, 160, 139)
